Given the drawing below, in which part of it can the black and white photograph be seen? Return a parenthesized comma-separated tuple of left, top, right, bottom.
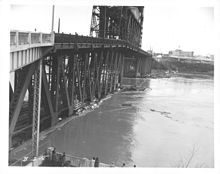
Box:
(0, 0, 220, 173)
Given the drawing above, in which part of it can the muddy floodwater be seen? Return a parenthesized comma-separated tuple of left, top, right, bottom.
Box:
(11, 77, 214, 167)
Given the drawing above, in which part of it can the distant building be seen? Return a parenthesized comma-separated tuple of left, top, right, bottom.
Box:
(169, 49, 194, 57)
(194, 54, 214, 62)
(209, 55, 214, 61)
(153, 55, 163, 61)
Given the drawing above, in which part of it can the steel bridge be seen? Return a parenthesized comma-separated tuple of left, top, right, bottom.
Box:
(9, 6, 152, 160)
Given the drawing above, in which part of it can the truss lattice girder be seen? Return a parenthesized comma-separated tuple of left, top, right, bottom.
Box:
(89, 6, 144, 48)
(9, 63, 36, 135)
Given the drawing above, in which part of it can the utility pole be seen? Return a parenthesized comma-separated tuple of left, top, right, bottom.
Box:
(32, 60, 43, 158)
(58, 18, 60, 33)
(51, 5, 55, 33)
(31, 4, 53, 161)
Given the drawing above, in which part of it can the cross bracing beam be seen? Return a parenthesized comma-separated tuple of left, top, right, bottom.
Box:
(9, 63, 36, 147)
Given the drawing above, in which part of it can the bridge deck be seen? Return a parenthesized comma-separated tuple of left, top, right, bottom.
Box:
(54, 33, 150, 57)
(10, 31, 151, 72)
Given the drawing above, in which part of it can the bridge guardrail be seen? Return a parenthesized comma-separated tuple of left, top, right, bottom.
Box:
(18, 32, 29, 45)
(10, 31, 54, 51)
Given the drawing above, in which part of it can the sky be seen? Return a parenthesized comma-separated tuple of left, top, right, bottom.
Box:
(142, 6, 214, 55)
(10, 1, 215, 55)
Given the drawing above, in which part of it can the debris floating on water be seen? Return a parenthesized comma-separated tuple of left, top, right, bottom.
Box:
(121, 103, 132, 107)
(150, 109, 171, 115)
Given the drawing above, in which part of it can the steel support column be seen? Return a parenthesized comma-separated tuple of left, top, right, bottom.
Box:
(42, 68, 55, 124)
(89, 51, 96, 100)
(97, 50, 104, 99)
(114, 52, 121, 90)
(76, 55, 83, 102)
(55, 57, 61, 116)
(112, 51, 119, 91)
(103, 50, 110, 96)
(120, 53, 125, 84)
(109, 49, 115, 93)
(60, 61, 71, 111)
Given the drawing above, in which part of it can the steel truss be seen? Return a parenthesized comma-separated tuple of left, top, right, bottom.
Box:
(90, 6, 144, 47)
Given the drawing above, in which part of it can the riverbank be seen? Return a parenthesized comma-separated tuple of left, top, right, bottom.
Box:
(9, 94, 115, 166)
(149, 69, 213, 79)
(121, 71, 213, 92)
(172, 72, 214, 79)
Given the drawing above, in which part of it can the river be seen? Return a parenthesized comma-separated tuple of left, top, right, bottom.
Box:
(10, 77, 214, 167)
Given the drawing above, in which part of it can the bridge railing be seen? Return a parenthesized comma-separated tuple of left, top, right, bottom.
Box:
(10, 30, 54, 51)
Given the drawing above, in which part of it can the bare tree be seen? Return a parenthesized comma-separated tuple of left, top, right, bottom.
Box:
(174, 144, 206, 168)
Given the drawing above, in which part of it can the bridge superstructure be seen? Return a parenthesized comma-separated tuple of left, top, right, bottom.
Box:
(90, 6, 144, 47)
(9, 6, 152, 164)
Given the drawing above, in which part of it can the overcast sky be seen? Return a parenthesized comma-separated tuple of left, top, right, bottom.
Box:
(10, 1, 215, 55)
